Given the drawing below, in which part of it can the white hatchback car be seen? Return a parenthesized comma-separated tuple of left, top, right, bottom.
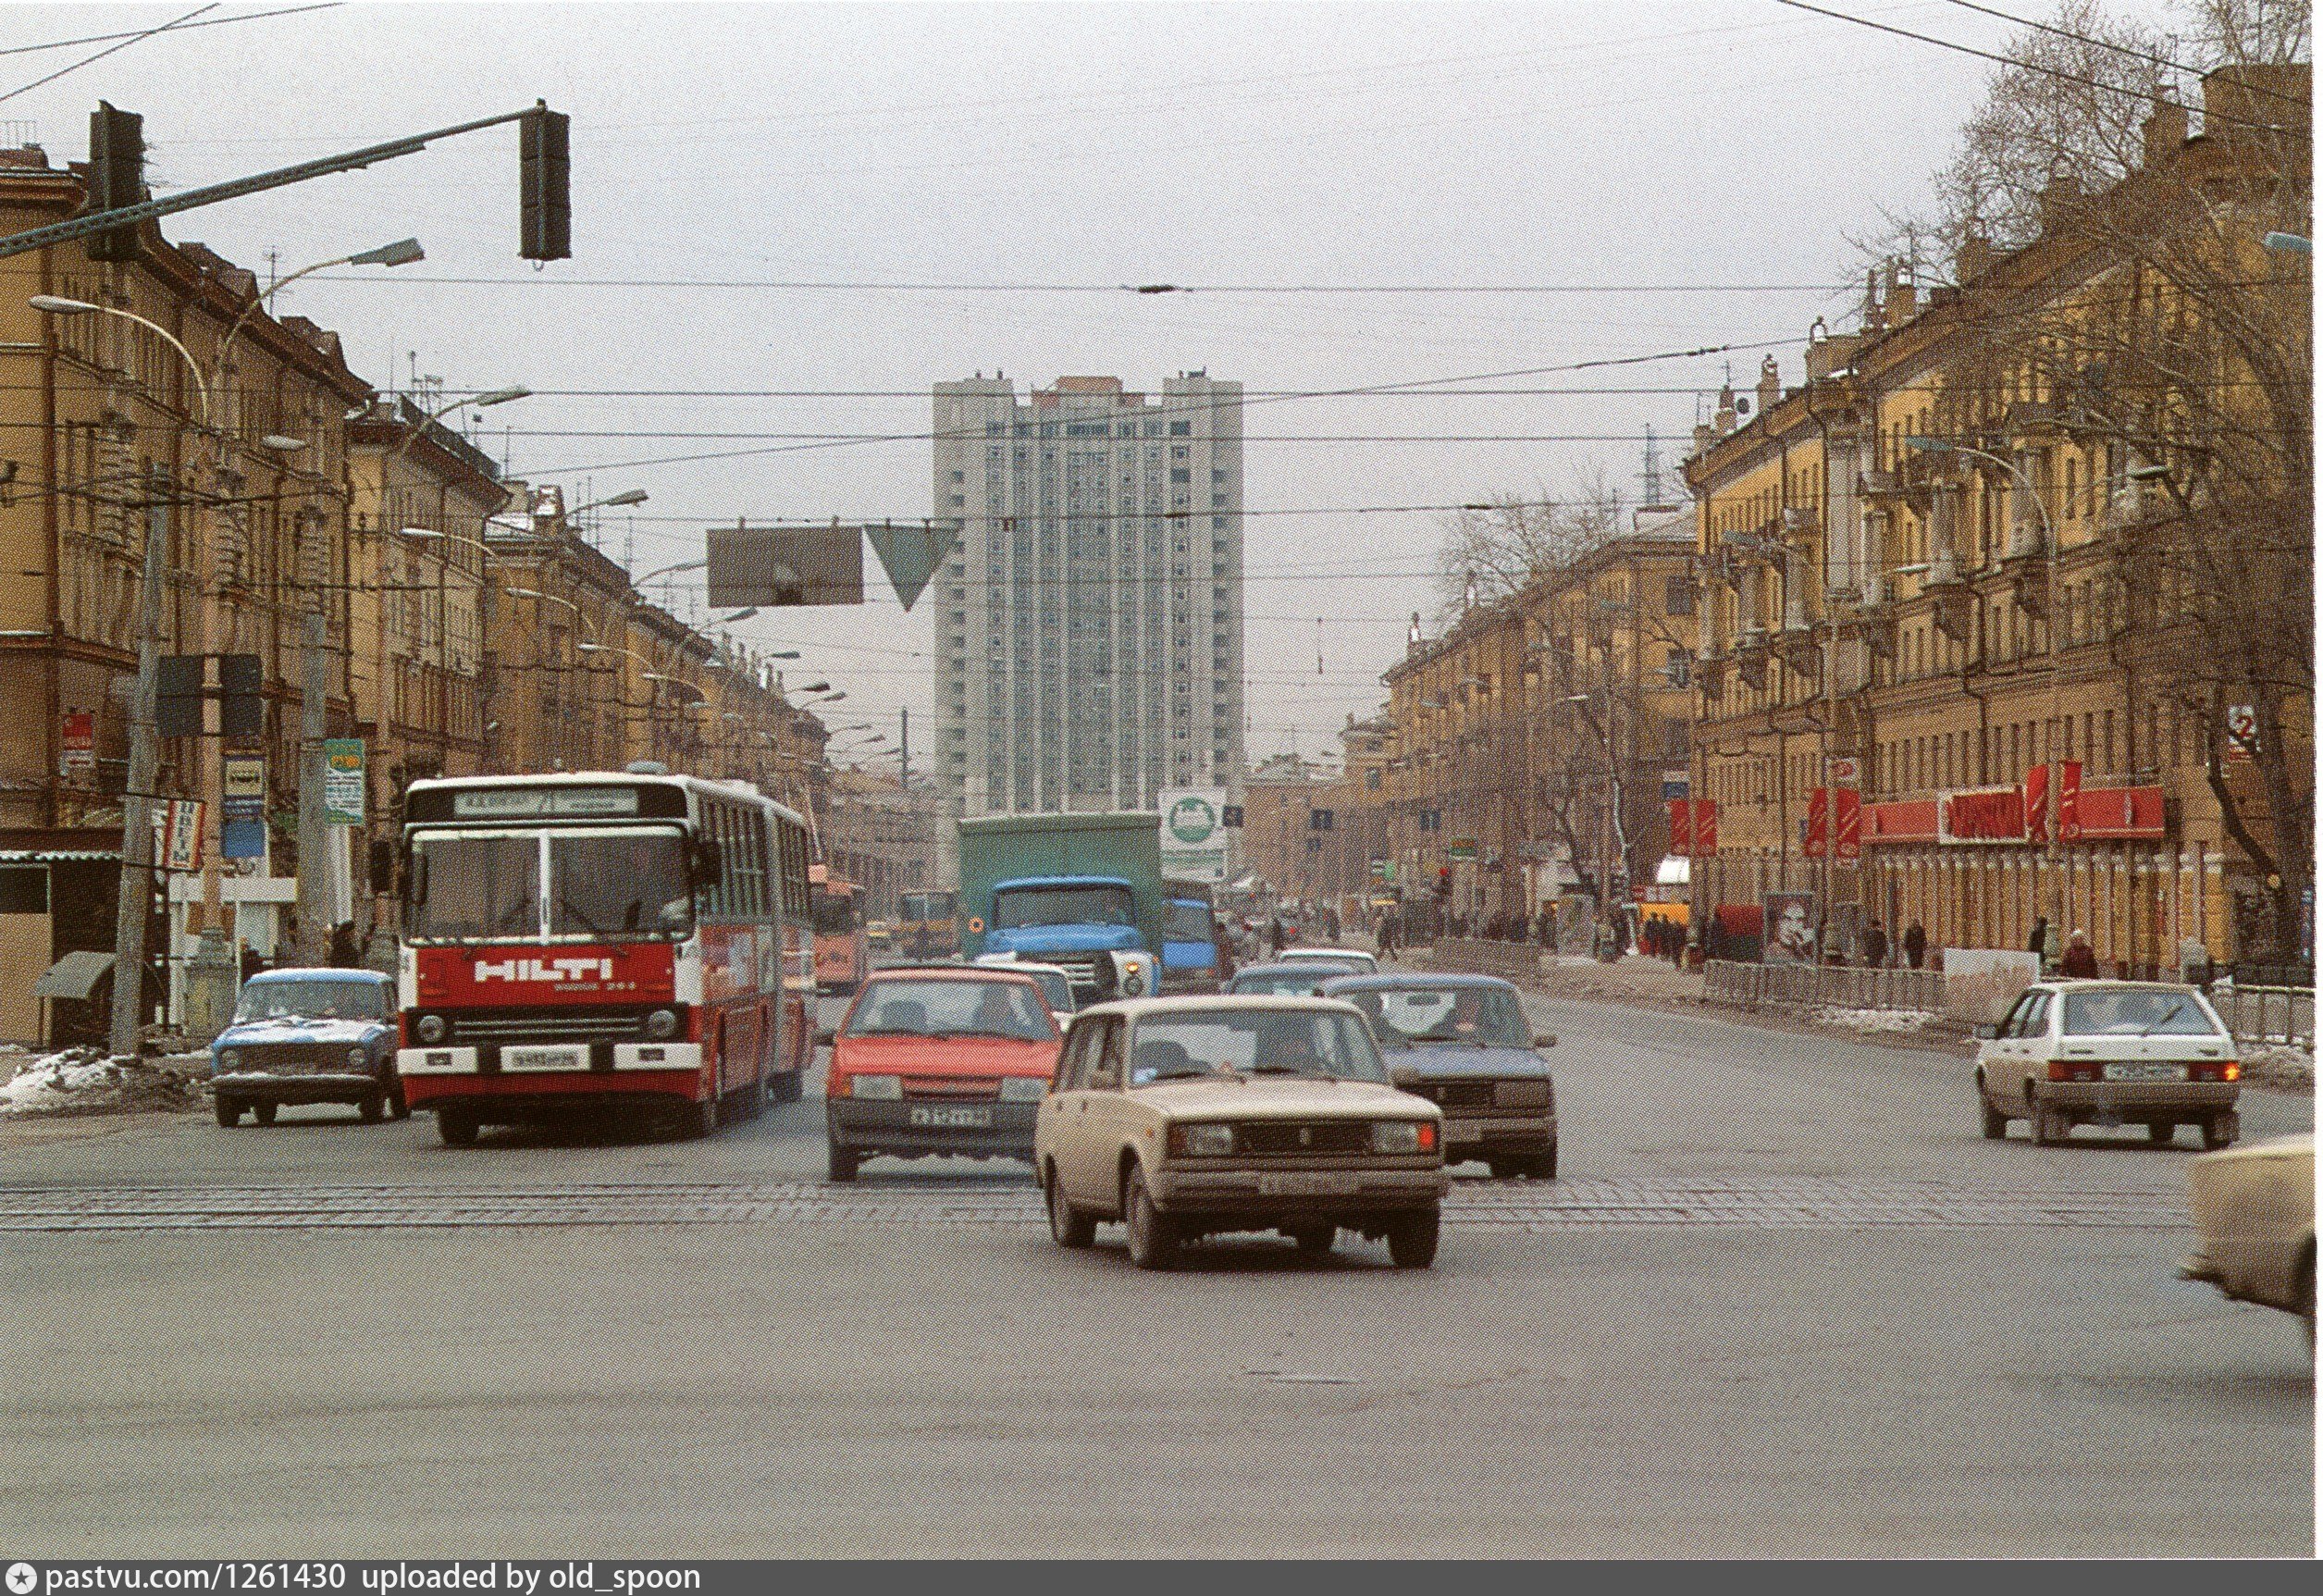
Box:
(1973, 981, 2241, 1148)
(1279, 947, 1379, 974)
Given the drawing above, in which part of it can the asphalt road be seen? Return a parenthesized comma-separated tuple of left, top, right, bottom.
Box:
(2, 992, 2312, 1556)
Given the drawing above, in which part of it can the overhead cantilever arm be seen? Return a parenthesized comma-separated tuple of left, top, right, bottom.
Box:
(0, 104, 547, 262)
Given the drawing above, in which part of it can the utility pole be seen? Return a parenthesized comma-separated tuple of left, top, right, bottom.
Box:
(297, 604, 328, 962)
(109, 471, 168, 1058)
(898, 706, 909, 789)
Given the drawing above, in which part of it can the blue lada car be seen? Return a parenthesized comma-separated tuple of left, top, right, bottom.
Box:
(211, 968, 406, 1127)
(1322, 972, 1559, 1180)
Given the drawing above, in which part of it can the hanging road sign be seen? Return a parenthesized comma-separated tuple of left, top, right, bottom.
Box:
(864, 521, 960, 613)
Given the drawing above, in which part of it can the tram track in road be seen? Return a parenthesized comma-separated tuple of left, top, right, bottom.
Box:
(0, 1175, 2193, 1233)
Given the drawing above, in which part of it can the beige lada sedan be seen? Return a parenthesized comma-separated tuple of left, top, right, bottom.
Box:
(1034, 996, 1448, 1269)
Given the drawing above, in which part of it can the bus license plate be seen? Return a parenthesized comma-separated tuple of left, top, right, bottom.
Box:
(2103, 1062, 2188, 1082)
(1256, 1172, 1359, 1197)
(908, 1105, 993, 1129)
(505, 1046, 584, 1071)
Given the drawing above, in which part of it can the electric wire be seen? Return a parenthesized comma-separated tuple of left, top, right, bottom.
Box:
(0, 4, 216, 107)
(1936, 0, 2310, 106)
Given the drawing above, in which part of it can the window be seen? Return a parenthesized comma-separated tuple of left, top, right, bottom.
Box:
(1088, 1018, 1125, 1088)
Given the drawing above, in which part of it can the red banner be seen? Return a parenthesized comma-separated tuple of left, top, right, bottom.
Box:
(1835, 786, 1861, 860)
(1803, 787, 1828, 859)
(2074, 784, 2167, 838)
(2021, 763, 2049, 845)
(1940, 787, 2026, 844)
(1865, 798, 1940, 844)
(415, 943, 677, 1007)
(2056, 760, 2082, 840)
(1667, 798, 1690, 854)
(1695, 798, 1718, 853)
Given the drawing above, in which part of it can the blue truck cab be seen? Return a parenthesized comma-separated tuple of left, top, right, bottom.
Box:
(1162, 897, 1223, 992)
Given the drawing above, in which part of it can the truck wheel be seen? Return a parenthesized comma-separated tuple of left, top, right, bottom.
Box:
(688, 1096, 719, 1139)
(827, 1142, 859, 1183)
(439, 1108, 478, 1148)
(1386, 1208, 1440, 1269)
(770, 1070, 803, 1105)
(251, 1102, 278, 1127)
(214, 1096, 242, 1128)
(1123, 1164, 1178, 1270)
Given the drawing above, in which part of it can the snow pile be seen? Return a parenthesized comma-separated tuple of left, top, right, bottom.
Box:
(1809, 1006, 1941, 1034)
(0, 1048, 204, 1117)
(2237, 1043, 2315, 1093)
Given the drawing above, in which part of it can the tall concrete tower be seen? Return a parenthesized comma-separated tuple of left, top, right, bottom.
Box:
(931, 372, 1244, 820)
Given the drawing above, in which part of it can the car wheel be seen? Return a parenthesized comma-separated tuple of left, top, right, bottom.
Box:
(2202, 1112, 2239, 1151)
(769, 1070, 803, 1105)
(1287, 1224, 1335, 1256)
(2296, 1247, 2315, 1356)
(1980, 1091, 2008, 1141)
(1485, 1158, 1515, 1180)
(1122, 1163, 1178, 1270)
(826, 1142, 859, 1183)
(1529, 1142, 1559, 1182)
(438, 1108, 478, 1148)
(251, 1101, 278, 1127)
(2146, 1120, 2175, 1146)
(1385, 1208, 1440, 1269)
(359, 1090, 386, 1123)
(214, 1095, 242, 1128)
(2029, 1095, 2063, 1146)
(1045, 1168, 1095, 1248)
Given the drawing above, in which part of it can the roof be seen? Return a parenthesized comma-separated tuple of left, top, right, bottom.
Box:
(248, 967, 391, 984)
(1320, 971, 1519, 993)
(859, 965, 1043, 984)
(1073, 995, 1365, 1021)
(32, 949, 114, 999)
(993, 874, 1134, 892)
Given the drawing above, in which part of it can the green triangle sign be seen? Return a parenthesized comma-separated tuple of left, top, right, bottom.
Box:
(864, 520, 958, 612)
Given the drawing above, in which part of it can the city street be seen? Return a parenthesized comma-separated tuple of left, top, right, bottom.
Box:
(2, 993, 2311, 1557)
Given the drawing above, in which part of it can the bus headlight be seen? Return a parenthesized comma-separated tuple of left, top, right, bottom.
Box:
(414, 1014, 448, 1045)
(849, 1074, 902, 1100)
(643, 1008, 680, 1041)
(997, 1076, 1047, 1102)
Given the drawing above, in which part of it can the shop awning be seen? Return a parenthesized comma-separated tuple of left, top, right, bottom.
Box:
(32, 949, 116, 999)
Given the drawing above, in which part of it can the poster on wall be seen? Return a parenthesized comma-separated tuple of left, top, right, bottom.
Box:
(1157, 787, 1229, 883)
(1762, 891, 1819, 965)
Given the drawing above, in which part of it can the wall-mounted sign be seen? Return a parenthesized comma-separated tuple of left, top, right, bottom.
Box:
(323, 738, 366, 825)
(222, 754, 266, 802)
(60, 710, 94, 777)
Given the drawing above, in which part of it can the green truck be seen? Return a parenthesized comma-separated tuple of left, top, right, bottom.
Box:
(957, 811, 1166, 998)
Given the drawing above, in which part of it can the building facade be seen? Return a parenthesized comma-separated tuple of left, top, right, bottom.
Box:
(930, 373, 1244, 820)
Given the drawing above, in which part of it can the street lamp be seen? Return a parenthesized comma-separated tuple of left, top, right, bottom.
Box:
(1908, 433, 2065, 930)
(572, 489, 649, 514)
(641, 672, 708, 702)
(215, 239, 424, 379)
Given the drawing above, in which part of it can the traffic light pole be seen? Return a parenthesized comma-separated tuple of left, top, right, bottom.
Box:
(108, 472, 168, 1058)
(0, 103, 560, 263)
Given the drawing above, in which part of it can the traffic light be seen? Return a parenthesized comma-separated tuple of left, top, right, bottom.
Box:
(156, 655, 203, 737)
(1435, 867, 1453, 901)
(519, 105, 571, 261)
(85, 102, 143, 262)
(218, 653, 265, 738)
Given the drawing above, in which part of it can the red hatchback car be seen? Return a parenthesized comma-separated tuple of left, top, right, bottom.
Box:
(824, 967, 1063, 1182)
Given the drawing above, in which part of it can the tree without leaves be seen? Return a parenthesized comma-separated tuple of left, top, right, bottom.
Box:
(1430, 465, 1625, 623)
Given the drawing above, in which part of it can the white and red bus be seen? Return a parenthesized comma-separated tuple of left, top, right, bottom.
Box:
(809, 863, 866, 995)
(395, 770, 813, 1146)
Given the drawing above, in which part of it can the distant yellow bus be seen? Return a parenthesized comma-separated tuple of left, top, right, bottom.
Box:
(898, 889, 958, 959)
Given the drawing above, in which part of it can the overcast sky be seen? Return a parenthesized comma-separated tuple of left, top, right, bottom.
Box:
(4, 0, 2174, 773)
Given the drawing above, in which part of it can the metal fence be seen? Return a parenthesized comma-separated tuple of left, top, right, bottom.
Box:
(1703, 960, 1947, 1014)
(1419, 938, 1549, 984)
(2208, 984, 2315, 1048)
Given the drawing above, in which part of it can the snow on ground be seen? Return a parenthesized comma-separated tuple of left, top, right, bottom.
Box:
(0, 1048, 205, 1117)
(1808, 1006, 1941, 1034)
(2237, 1043, 2316, 1093)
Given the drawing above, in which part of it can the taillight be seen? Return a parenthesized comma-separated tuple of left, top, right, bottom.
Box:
(2223, 1062, 2240, 1082)
(2046, 1062, 2073, 1082)
(1416, 1121, 1437, 1153)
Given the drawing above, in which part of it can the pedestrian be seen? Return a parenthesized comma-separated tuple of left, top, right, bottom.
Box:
(1902, 920, 1927, 970)
(1861, 920, 1889, 970)
(1323, 905, 1341, 943)
(1267, 916, 1285, 956)
(1375, 909, 1399, 963)
(328, 920, 359, 968)
(2060, 929, 2101, 978)
(238, 939, 266, 985)
(1671, 919, 1687, 969)
(2027, 914, 2050, 967)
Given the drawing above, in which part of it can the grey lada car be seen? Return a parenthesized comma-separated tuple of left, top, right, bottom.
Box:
(1325, 973, 1558, 1179)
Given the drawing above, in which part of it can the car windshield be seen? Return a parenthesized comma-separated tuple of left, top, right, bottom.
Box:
(1128, 1008, 1389, 1084)
(2061, 989, 2224, 1037)
(235, 979, 388, 1022)
(1017, 970, 1074, 1013)
(994, 884, 1134, 929)
(842, 978, 1056, 1041)
(405, 828, 692, 942)
(1231, 969, 1330, 996)
(1341, 984, 1529, 1047)
(1165, 901, 1213, 941)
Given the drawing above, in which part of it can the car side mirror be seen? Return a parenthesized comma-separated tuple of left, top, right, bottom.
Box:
(815, 1024, 836, 1046)
(1534, 1033, 1557, 1049)
(1390, 1066, 1422, 1090)
(1974, 1023, 1998, 1040)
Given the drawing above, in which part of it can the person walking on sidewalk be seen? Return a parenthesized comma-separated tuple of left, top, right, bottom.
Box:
(1374, 909, 1400, 963)
(2060, 929, 2101, 978)
(1902, 920, 1927, 970)
(1861, 921, 1889, 970)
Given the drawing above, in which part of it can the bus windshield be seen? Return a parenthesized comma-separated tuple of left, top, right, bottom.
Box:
(812, 885, 859, 935)
(405, 828, 693, 942)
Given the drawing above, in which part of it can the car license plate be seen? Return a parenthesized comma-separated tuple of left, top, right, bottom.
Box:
(1255, 1172, 1359, 1197)
(504, 1046, 582, 1071)
(908, 1105, 993, 1129)
(2103, 1062, 2188, 1082)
